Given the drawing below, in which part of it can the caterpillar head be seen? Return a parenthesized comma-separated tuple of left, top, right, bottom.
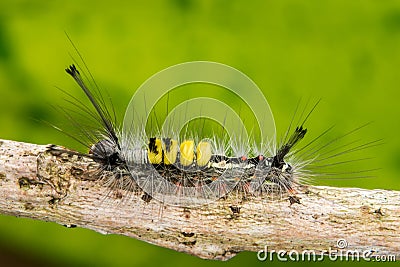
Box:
(90, 139, 125, 170)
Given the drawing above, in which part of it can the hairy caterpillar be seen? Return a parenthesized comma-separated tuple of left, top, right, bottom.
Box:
(57, 48, 379, 211)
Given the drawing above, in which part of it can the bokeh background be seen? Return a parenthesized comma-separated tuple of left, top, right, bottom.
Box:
(0, 0, 399, 266)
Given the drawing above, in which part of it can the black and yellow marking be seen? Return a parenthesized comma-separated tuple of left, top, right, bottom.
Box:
(162, 138, 178, 165)
(196, 141, 212, 167)
(147, 138, 275, 171)
(179, 140, 195, 166)
(148, 137, 163, 164)
(147, 138, 213, 167)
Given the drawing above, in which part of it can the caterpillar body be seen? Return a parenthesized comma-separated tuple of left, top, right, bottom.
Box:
(62, 62, 378, 209)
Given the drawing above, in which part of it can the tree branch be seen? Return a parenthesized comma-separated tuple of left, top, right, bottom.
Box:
(0, 139, 398, 261)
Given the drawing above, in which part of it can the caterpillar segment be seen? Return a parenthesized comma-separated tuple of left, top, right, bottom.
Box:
(195, 141, 212, 167)
(179, 140, 195, 166)
(147, 138, 163, 164)
(162, 138, 178, 165)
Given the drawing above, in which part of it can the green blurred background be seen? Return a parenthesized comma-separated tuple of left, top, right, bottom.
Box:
(0, 0, 399, 266)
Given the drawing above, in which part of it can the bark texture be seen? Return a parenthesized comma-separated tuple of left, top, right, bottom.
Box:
(0, 139, 398, 261)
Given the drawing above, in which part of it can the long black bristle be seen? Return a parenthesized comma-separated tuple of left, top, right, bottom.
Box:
(65, 64, 120, 151)
(272, 126, 307, 168)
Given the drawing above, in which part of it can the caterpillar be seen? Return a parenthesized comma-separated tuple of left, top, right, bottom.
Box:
(59, 55, 379, 210)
